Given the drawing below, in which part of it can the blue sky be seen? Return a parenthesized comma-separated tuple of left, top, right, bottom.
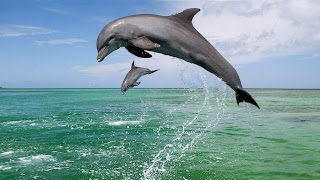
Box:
(0, 0, 319, 89)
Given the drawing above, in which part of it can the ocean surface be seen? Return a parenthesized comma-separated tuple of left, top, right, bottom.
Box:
(0, 87, 319, 179)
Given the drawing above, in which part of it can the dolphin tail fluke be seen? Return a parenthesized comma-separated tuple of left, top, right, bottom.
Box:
(236, 88, 260, 109)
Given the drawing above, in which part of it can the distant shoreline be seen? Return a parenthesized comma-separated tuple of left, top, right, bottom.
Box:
(1, 88, 320, 90)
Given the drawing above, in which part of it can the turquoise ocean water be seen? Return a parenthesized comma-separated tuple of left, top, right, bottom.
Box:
(0, 87, 320, 179)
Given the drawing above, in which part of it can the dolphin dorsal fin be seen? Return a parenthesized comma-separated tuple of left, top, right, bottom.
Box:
(131, 61, 136, 69)
(171, 8, 200, 26)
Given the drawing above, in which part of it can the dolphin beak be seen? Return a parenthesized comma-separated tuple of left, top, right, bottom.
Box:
(97, 46, 109, 62)
(122, 91, 125, 95)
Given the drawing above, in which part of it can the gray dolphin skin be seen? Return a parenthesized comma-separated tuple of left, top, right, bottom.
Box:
(97, 8, 260, 108)
(121, 61, 159, 95)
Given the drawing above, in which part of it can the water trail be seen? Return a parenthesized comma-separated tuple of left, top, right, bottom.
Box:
(179, 82, 227, 154)
(156, 63, 213, 137)
(139, 99, 150, 123)
(155, 92, 200, 137)
(143, 71, 229, 179)
(155, 64, 202, 137)
(172, 85, 209, 141)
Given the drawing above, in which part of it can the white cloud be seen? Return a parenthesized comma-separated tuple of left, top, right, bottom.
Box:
(76, 54, 185, 78)
(41, 7, 69, 15)
(0, 24, 55, 37)
(161, 0, 320, 64)
(74, 53, 217, 88)
(85, 15, 113, 25)
(35, 38, 88, 45)
(77, 1, 320, 88)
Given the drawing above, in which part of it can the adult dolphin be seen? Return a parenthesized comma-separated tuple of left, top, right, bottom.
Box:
(96, 8, 260, 109)
(121, 61, 159, 95)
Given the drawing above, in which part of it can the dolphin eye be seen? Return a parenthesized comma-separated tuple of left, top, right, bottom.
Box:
(98, 35, 115, 52)
(106, 35, 115, 42)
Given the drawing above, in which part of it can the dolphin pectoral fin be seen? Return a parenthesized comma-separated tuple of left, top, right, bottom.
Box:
(236, 88, 260, 109)
(129, 36, 160, 50)
(133, 82, 141, 87)
(126, 46, 152, 58)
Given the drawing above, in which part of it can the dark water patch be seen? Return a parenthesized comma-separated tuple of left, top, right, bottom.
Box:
(176, 168, 221, 180)
(244, 170, 320, 179)
(268, 171, 318, 178)
(255, 136, 289, 143)
(214, 131, 251, 137)
(281, 116, 320, 122)
(300, 160, 319, 165)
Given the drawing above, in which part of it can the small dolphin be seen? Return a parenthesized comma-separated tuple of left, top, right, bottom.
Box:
(121, 61, 159, 95)
(97, 8, 260, 108)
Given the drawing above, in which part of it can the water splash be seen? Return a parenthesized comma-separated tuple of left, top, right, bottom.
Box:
(143, 70, 229, 179)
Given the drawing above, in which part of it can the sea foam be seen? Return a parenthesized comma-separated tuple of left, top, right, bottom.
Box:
(0, 151, 14, 156)
(19, 155, 55, 164)
(107, 120, 142, 126)
(0, 165, 12, 170)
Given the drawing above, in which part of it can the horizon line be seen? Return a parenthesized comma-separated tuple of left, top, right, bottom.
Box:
(1, 88, 320, 90)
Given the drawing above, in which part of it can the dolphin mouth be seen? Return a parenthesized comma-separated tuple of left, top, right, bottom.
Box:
(97, 46, 109, 62)
(97, 57, 104, 62)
